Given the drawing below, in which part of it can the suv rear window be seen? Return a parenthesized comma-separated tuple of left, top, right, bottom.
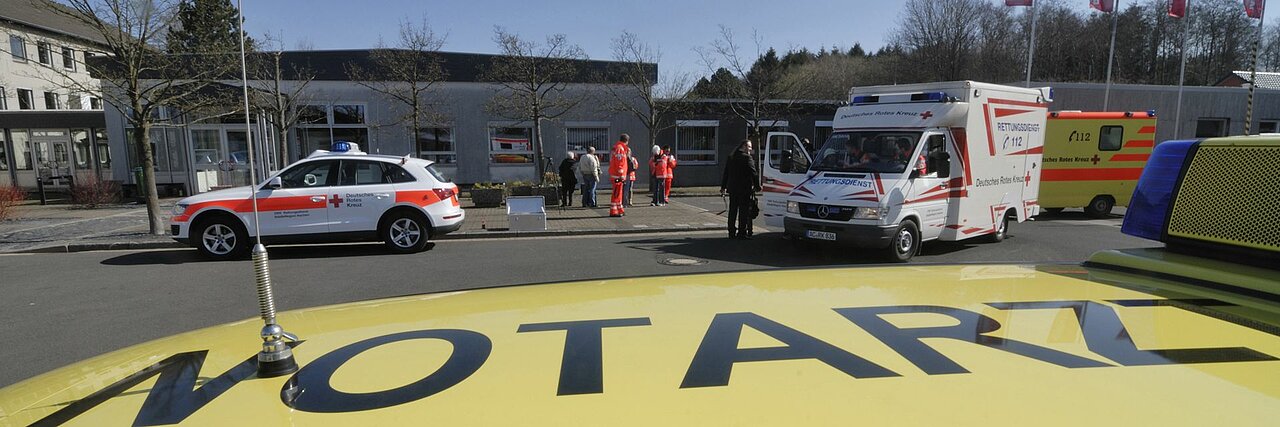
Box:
(382, 163, 416, 183)
(425, 164, 449, 182)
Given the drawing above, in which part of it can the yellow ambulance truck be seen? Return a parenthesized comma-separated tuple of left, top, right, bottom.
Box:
(1040, 111, 1156, 217)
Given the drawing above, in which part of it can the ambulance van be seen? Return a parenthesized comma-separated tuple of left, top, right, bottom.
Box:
(766, 81, 1050, 262)
(1040, 111, 1156, 217)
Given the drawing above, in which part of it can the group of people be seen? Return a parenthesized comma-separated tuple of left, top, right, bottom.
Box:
(555, 134, 678, 218)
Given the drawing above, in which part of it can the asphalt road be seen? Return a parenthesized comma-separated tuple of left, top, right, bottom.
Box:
(0, 207, 1154, 387)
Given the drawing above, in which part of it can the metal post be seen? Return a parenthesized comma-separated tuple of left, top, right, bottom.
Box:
(1103, 0, 1122, 111)
(1245, 3, 1265, 135)
(1025, 2, 1039, 87)
(1173, 1, 1193, 140)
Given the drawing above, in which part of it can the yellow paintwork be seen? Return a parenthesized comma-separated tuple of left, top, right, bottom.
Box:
(1041, 114, 1157, 209)
(2, 264, 1279, 426)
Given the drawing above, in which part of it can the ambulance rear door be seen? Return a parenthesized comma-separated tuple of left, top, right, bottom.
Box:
(762, 132, 812, 228)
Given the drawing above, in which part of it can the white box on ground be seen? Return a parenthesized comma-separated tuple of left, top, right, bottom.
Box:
(507, 196, 547, 231)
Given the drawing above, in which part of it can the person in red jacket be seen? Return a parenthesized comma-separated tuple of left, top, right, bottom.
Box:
(662, 146, 676, 203)
(608, 134, 632, 217)
(650, 145, 669, 206)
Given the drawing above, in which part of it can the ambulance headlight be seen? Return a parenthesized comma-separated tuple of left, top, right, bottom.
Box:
(172, 203, 189, 216)
(853, 207, 882, 220)
(787, 201, 799, 214)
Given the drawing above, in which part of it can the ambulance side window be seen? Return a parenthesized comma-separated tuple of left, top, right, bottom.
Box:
(924, 134, 947, 176)
(338, 160, 390, 186)
(382, 163, 416, 183)
(279, 160, 337, 188)
(1099, 126, 1123, 151)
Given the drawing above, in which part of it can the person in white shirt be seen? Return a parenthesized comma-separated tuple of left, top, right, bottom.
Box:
(577, 147, 601, 207)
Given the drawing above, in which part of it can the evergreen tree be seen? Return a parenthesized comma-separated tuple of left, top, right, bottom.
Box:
(849, 43, 866, 57)
(165, 0, 256, 54)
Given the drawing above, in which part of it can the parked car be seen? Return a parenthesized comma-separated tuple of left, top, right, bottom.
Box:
(170, 142, 463, 258)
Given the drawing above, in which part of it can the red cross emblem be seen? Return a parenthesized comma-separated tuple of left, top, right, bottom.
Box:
(1025, 172, 1032, 186)
(330, 194, 344, 208)
(1090, 154, 1101, 165)
(920, 111, 934, 120)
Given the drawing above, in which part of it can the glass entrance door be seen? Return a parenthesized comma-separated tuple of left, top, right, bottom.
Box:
(225, 130, 253, 188)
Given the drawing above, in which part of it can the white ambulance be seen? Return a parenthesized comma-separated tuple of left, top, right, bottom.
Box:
(766, 81, 1050, 261)
(170, 142, 464, 259)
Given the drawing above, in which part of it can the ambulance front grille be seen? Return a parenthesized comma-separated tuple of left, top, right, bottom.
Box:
(1168, 145, 1280, 253)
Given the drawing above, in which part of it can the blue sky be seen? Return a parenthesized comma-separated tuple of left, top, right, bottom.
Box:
(238, 0, 1269, 79)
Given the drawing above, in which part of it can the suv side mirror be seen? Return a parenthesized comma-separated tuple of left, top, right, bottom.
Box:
(266, 176, 282, 189)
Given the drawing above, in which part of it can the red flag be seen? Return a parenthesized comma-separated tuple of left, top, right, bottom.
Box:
(1090, 0, 1115, 12)
(1244, 0, 1265, 19)
(1005, 0, 1033, 6)
(1169, 0, 1188, 18)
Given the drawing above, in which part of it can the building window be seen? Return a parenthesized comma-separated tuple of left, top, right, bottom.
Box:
(567, 126, 610, 155)
(417, 127, 455, 164)
(12, 130, 31, 170)
(68, 93, 82, 110)
(0, 86, 7, 110)
(675, 120, 719, 164)
(10, 35, 26, 61)
(1195, 118, 1228, 138)
(489, 126, 533, 164)
(94, 129, 111, 168)
(37, 41, 50, 65)
(73, 129, 91, 169)
(332, 104, 365, 124)
(0, 132, 7, 171)
(17, 89, 32, 110)
(61, 46, 75, 71)
(295, 103, 370, 156)
(1258, 120, 1277, 134)
(44, 92, 60, 110)
(1098, 126, 1123, 151)
(89, 96, 101, 110)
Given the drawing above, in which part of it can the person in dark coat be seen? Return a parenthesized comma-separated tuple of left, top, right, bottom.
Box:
(558, 152, 578, 207)
(720, 139, 761, 239)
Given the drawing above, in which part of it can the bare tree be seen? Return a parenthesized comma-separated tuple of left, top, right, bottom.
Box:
(695, 26, 807, 140)
(602, 31, 692, 158)
(250, 32, 317, 166)
(345, 17, 448, 157)
(40, 0, 234, 235)
(483, 27, 588, 179)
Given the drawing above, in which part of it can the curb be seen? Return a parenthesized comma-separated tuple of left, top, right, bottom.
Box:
(20, 240, 185, 254)
(438, 224, 724, 240)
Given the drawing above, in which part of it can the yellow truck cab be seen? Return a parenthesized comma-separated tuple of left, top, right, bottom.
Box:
(1041, 111, 1157, 216)
(1, 138, 1277, 425)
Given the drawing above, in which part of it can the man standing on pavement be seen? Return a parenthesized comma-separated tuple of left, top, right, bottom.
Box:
(721, 139, 760, 239)
(624, 154, 638, 207)
(609, 134, 632, 217)
(578, 147, 600, 208)
(558, 152, 578, 207)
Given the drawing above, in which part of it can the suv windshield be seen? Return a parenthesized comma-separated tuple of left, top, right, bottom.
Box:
(812, 131, 921, 174)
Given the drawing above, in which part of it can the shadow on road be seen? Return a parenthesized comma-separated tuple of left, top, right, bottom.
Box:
(1034, 211, 1122, 222)
(100, 243, 435, 266)
(618, 232, 984, 268)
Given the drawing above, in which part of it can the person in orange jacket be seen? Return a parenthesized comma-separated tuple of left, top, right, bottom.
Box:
(608, 134, 632, 217)
(650, 145, 669, 206)
(662, 146, 676, 203)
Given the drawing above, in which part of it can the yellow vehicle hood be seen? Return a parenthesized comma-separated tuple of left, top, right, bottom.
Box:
(3, 263, 1279, 426)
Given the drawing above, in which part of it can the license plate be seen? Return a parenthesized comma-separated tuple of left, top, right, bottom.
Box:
(806, 230, 837, 241)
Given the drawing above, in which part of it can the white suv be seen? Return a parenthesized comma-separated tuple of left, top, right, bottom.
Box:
(170, 143, 464, 258)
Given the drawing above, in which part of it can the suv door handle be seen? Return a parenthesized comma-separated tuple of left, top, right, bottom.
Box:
(311, 196, 326, 202)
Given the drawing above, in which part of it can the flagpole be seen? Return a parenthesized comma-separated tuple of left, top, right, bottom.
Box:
(1025, 1, 1038, 87)
(1103, 0, 1121, 111)
(1173, 1, 1192, 140)
(1245, 1, 1265, 135)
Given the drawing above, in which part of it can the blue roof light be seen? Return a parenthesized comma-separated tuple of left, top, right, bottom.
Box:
(851, 95, 879, 104)
(332, 141, 353, 152)
(1121, 140, 1198, 242)
(910, 92, 947, 102)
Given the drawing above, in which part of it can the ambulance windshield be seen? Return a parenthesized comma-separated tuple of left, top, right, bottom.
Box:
(811, 131, 921, 174)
